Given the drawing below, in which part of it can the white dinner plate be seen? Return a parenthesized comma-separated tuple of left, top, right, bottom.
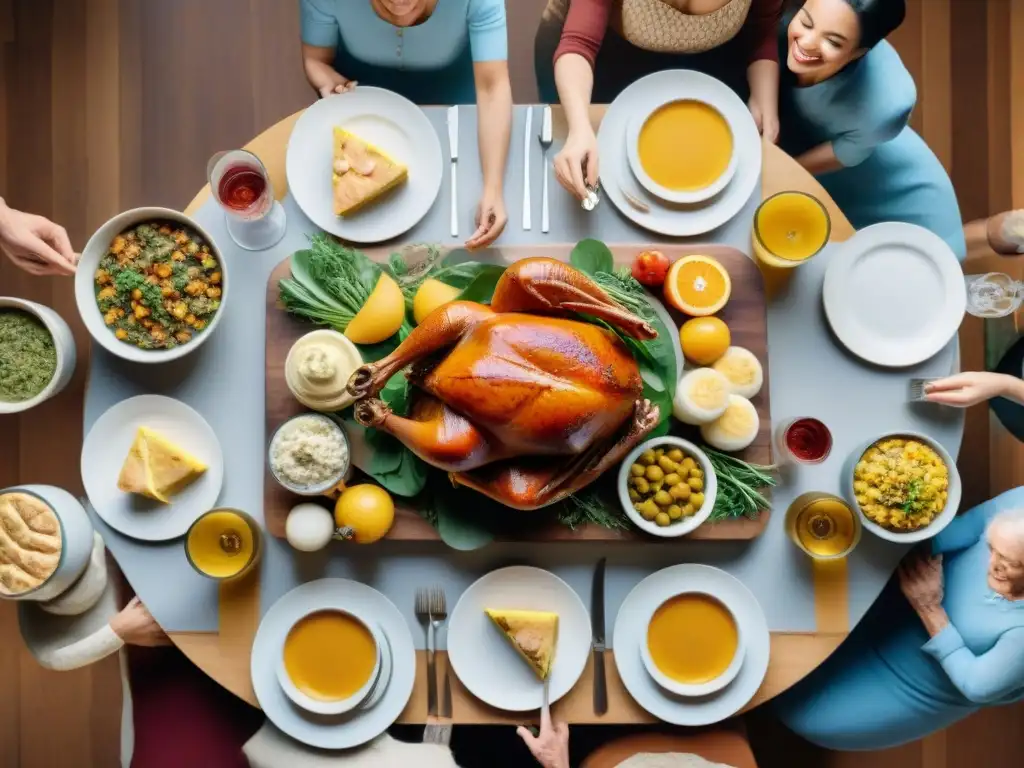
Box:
(613, 564, 770, 726)
(252, 579, 415, 750)
(447, 566, 591, 712)
(81, 395, 224, 541)
(823, 222, 966, 367)
(286, 87, 442, 243)
(597, 70, 762, 237)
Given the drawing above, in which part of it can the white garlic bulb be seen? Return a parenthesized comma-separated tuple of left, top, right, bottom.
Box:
(285, 503, 335, 552)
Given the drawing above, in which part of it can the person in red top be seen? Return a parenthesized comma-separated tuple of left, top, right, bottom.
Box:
(535, 0, 782, 200)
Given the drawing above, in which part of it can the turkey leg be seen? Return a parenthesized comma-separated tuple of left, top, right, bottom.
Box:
(354, 393, 505, 471)
(347, 301, 494, 401)
(490, 257, 656, 341)
(452, 398, 661, 510)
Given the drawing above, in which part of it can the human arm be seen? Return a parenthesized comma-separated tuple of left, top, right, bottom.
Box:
(517, 708, 570, 768)
(299, 0, 355, 98)
(925, 372, 1024, 408)
(551, 0, 613, 200)
(743, 0, 782, 143)
(35, 597, 168, 672)
(0, 198, 78, 275)
(466, 0, 512, 248)
(794, 142, 844, 175)
(923, 625, 1024, 704)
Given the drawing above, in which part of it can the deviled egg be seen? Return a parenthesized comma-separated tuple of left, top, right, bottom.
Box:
(711, 346, 763, 399)
(673, 368, 730, 425)
(701, 395, 760, 452)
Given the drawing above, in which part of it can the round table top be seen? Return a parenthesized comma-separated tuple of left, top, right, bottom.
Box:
(85, 103, 961, 726)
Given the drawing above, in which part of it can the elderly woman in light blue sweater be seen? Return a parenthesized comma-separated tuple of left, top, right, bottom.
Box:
(774, 487, 1024, 750)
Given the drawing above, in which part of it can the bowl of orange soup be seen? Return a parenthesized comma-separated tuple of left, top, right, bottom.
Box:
(627, 98, 738, 205)
(640, 590, 745, 697)
(276, 607, 383, 715)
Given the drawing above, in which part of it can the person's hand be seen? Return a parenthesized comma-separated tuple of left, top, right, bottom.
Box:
(924, 371, 1017, 407)
(109, 597, 171, 647)
(749, 98, 779, 144)
(517, 708, 570, 768)
(466, 189, 507, 249)
(899, 552, 944, 611)
(305, 59, 356, 99)
(0, 200, 78, 276)
(318, 73, 357, 99)
(554, 126, 599, 201)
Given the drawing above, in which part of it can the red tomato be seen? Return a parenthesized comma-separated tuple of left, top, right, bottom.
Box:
(631, 250, 670, 287)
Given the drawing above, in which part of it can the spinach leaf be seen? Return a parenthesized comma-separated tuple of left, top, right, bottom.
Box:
(570, 238, 614, 276)
(432, 481, 496, 550)
(456, 266, 505, 304)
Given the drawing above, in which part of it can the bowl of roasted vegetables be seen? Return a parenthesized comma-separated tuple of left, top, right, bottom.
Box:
(76, 208, 227, 363)
(618, 436, 717, 538)
(845, 431, 961, 543)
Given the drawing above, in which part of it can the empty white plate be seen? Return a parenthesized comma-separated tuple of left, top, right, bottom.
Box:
(613, 563, 769, 726)
(81, 395, 223, 541)
(823, 222, 966, 367)
(447, 566, 590, 712)
(252, 579, 415, 750)
(286, 87, 442, 243)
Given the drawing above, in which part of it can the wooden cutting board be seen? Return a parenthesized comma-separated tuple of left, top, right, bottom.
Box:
(264, 243, 772, 541)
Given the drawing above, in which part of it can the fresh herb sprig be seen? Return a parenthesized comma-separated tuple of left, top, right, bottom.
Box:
(703, 446, 776, 521)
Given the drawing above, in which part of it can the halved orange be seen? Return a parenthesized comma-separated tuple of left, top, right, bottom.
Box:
(664, 255, 731, 316)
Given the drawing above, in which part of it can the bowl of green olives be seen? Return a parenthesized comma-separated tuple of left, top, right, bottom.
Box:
(617, 436, 717, 537)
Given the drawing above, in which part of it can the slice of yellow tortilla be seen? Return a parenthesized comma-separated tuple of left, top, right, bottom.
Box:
(117, 427, 207, 503)
(332, 127, 408, 216)
(485, 608, 559, 681)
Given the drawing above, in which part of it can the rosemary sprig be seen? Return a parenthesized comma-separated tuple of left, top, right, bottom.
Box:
(703, 446, 777, 521)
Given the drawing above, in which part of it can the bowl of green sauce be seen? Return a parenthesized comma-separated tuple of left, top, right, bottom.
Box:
(0, 298, 76, 415)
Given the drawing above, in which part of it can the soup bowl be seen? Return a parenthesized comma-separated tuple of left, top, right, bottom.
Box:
(640, 590, 745, 698)
(276, 606, 383, 716)
(626, 97, 739, 205)
(843, 431, 961, 544)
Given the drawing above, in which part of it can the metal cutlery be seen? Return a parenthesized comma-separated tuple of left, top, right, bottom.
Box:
(522, 106, 533, 230)
(620, 184, 651, 213)
(539, 106, 552, 234)
(430, 587, 452, 718)
(447, 106, 459, 238)
(591, 557, 608, 715)
(414, 588, 438, 717)
(909, 378, 942, 402)
(422, 587, 453, 746)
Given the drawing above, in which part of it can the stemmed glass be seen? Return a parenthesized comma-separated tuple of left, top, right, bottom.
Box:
(207, 149, 287, 251)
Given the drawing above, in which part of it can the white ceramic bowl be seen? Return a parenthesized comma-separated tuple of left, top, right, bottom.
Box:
(639, 590, 746, 697)
(75, 207, 228, 364)
(618, 436, 718, 538)
(844, 431, 961, 544)
(0, 298, 76, 415)
(626, 98, 739, 205)
(276, 607, 383, 716)
(0, 485, 94, 603)
(268, 413, 352, 496)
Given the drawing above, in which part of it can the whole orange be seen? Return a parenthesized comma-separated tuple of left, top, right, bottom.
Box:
(679, 317, 731, 365)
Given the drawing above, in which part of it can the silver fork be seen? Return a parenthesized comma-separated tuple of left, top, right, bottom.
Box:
(414, 588, 437, 717)
(539, 106, 552, 234)
(430, 587, 452, 718)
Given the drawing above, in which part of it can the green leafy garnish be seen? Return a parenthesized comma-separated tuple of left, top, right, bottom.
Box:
(703, 447, 776, 521)
(114, 269, 170, 324)
(554, 485, 629, 531)
(903, 479, 922, 513)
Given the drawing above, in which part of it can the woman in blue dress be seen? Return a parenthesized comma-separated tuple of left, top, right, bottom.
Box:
(299, 0, 512, 248)
(774, 487, 1024, 750)
(778, 0, 966, 259)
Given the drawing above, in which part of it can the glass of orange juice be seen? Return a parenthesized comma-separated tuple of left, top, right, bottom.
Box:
(753, 191, 831, 269)
(784, 492, 861, 560)
(185, 508, 261, 581)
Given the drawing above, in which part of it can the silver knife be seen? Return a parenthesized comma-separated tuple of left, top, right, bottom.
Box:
(447, 105, 459, 238)
(522, 106, 533, 231)
(540, 106, 552, 234)
(591, 557, 608, 715)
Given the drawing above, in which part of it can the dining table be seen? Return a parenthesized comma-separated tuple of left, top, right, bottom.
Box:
(71, 102, 964, 726)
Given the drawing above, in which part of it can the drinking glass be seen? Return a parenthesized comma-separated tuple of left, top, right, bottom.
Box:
(784, 492, 861, 560)
(185, 508, 262, 581)
(752, 191, 831, 269)
(774, 417, 833, 465)
(964, 272, 1023, 318)
(207, 149, 287, 251)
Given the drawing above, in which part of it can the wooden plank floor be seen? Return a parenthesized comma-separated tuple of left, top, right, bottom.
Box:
(1, 1, 1021, 766)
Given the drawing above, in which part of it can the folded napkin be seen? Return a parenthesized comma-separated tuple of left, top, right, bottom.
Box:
(243, 723, 460, 768)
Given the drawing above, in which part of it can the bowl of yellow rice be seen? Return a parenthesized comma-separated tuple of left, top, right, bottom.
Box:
(845, 432, 961, 543)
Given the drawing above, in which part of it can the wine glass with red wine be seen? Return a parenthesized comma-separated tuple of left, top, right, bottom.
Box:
(207, 149, 287, 251)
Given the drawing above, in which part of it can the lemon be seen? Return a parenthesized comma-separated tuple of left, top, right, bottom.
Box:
(413, 278, 461, 325)
(345, 273, 405, 345)
(679, 317, 731, 365)
(334, 484, 395, 544)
